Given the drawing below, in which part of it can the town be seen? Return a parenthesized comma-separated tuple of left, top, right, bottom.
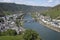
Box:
(0, 13, 25, 34)
(35, 13, 60, 32)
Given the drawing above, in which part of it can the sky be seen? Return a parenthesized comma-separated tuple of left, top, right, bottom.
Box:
(0, 0, 60, 7)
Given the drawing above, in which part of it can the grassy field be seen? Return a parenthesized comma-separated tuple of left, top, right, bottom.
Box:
(0, 35, 24, 40)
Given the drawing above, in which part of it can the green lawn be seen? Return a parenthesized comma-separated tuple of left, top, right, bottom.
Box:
(0, 35, 24, 40)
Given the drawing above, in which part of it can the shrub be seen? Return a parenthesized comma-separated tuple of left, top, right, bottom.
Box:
(23, 29, 41, 40)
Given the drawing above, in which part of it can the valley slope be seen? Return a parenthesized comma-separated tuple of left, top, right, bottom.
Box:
(0, 3, 50, 16)
(42, 4, 60, 19)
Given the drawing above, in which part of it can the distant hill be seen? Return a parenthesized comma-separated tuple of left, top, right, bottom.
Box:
(0, 3, 50, 16)
(42, 4, 60, 19)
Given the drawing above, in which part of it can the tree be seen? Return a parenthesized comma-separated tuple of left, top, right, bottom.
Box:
(0, 31, 2, 36)
(1, 29, 17, 36)
(6, 29, 17, 36)
(23, 29, 41, 40)
(15, 19, 20, 27)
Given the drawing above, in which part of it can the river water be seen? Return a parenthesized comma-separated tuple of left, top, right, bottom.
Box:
(23, 14, 60, 40)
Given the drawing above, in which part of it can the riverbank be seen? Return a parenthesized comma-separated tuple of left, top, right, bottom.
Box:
(24, 14, 60, 40)
(37, 19, 60, 32)
(31, 13, 60, 32)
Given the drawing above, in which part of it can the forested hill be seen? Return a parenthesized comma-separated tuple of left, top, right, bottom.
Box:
(0, 3, 50, 16)
(42, 4, 60, 19)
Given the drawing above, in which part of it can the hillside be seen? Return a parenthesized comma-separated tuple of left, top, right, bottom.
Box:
(0, 3, 49, 16)
(42, 4, 60, 19)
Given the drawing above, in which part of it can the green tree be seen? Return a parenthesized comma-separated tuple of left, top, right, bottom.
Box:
(15, 19, 20, 27)
(23, 29, 41, 40)
(1, 29, 17, 36)
(6, 29, 17, 36)
(0, 31, 2, 36)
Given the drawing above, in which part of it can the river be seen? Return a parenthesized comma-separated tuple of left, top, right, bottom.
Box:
(23, 13, 60, 40)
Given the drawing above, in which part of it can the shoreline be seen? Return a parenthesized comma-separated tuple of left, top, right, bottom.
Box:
(37, 19, 60, 32)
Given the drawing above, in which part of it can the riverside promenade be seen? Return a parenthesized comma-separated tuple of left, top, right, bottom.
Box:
(38, 19, 60, 32)
(31, 13, 60, 32)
